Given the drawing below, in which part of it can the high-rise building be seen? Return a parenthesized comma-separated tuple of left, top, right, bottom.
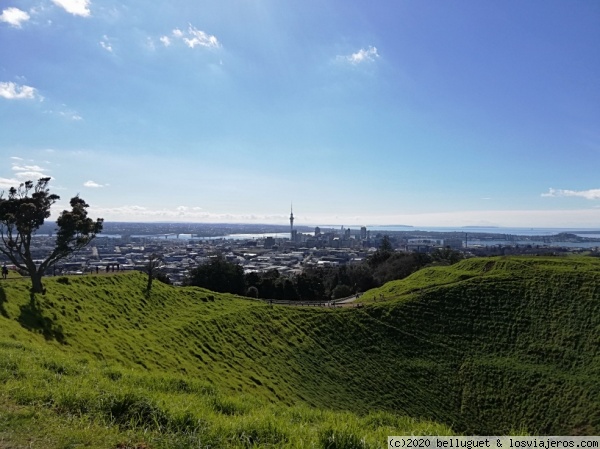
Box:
(314, 226, 321, 237)
(264, 236, 275, 249)
(360, 226, 367, 240)
(289, 204, 294, 241)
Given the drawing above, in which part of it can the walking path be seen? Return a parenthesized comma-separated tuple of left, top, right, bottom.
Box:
(265, 293, 363, 308)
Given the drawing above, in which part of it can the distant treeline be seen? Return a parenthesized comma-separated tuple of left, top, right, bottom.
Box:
(184, 238, 463, 301)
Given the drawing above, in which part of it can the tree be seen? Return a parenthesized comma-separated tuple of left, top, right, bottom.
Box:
(431, 247, 464, 265)
(282, 278, 299, 301)
(0, 178, 103, 293)
(295, 269, 327, 302)
(368, 235, 393, 268)
(143, 253, 163, 293)
(332, 284, 352, 299)
(379, 235, 393, 252)
(185, 254, 245, 295)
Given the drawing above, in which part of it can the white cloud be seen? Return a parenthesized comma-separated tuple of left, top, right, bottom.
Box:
(87, 205, 272, 222)
(43, 107, 83, 120)
(100, 35, 112, 52)
(10, 156, 24, 161)
(167, 25, 220, 49)
(183, 25, 220, 49)
(0, 7, 30, 28)
(0, 81, 41, 100)
(542, 188, 600, 200)
(14, 171, 48, 180)
(29, 5, 49, 16)
(51, 0, 91, 17)
(83, 180, 104, 188)
(339, 46, 379, 65)
(62, 111, 83, 120)
(0, 177, 21, 189)
(12, 164, 46, 172)
(11, 162, 50, 181)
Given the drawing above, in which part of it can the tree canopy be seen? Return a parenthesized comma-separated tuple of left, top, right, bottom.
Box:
(185, 254, 245, 295)
(0, 178, 103, 293)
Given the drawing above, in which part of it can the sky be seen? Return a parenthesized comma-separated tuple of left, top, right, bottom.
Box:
(1, 0, 599, 228)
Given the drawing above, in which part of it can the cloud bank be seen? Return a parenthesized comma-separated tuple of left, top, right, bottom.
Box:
(542, 188, 600, 200)
(72, 204, 600, 228)
(0, 177, 21, 189)
(12, 163, 51, 180)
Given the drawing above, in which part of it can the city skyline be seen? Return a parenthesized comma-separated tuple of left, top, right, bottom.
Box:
(1, 1, 599, 227)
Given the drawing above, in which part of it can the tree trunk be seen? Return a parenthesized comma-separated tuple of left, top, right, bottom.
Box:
(30, 271, 45, 294)
(146, 272, 153, 293)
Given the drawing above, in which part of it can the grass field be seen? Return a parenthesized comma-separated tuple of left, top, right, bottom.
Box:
(0, 256, 598, 447)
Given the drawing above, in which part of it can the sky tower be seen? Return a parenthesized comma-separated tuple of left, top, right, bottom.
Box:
(289, 204, 294, 241)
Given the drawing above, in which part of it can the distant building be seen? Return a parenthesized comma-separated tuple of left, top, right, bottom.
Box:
(264, 237, 275, 249)
(289, 204, 294, 241)
(360, 226, 367, 240)
(406, 238, 444, 253)
(444, 239, 464, 250)
(315, 226, 321, 237)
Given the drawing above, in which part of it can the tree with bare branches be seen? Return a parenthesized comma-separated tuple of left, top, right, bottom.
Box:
(144, 253, 163, 293)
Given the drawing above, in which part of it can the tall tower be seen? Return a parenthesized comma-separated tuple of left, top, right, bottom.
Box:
(289, 204, 294, 241)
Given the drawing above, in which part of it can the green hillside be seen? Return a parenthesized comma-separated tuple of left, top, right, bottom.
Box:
(0, 256, 598, 447)
(361, 256, 600, 433)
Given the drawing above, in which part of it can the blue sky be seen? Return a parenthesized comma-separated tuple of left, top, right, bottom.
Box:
(1, 0, 599, 227)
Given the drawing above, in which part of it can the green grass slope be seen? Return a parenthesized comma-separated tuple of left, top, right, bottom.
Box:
(0, 272, 452, 448)
(0, 256, 598, 446)
(361, 257, 600, 433)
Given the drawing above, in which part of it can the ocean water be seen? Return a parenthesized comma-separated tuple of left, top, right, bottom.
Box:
(95, 226, 600, 242)
(367, 226, 600, 237)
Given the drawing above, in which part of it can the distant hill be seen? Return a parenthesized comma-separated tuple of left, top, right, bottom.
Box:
(0, 256, 598, 446)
